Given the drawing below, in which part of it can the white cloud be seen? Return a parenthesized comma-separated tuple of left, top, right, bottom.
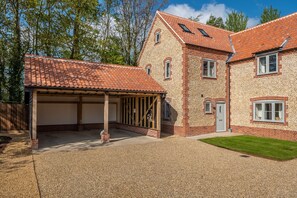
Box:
(247, 18, 260, 28)
(163, 3, 232, 23)
(163, 3, 259, 28)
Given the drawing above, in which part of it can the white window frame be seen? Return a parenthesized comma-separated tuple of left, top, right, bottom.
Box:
(257, 53, 278, 75)
(205, 101, 212, 113)
(155, 32, 160, 44)
(165, 60, 171, 79)
(253, 100, 284, 123)
(163, 101, 170, 120)
(202, 59, 216, 78)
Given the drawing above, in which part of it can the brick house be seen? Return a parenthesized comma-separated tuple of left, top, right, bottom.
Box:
(138, 11, 297, 141)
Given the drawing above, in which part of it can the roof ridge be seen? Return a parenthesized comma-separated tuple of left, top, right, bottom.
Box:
(157, 10, 234, 34)
(25, 54, 142, 69)
(231, 12, 297, 36)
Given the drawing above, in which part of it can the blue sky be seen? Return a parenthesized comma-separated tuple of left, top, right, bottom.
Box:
(162, 0, 297, 27)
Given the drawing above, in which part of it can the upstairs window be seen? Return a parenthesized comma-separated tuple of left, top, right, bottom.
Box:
(165, 60, 171, 79)
(198, 28, 210, 37)
(178, 23, 192, 33)
(202, 59, 216, 78)
(254, 100, 284, 123)
(145, 65, 151, 75)
(257, 53, 278, 75)
(155, 31, 160, 44)
(146, 67, 151, 75)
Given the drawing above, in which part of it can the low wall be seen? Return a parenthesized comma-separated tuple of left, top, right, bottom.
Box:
(37, 122, 117, 132)
(117, 124, 160, 138)
(232, 125, 297, 141)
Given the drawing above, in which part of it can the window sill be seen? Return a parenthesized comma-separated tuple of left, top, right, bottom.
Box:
(164, 78, 172, 81)
(202, 76, 217, 80)
(205, 112, 212, 114)
(251, 120, 287, 126)
(255, 71, 280, 78)
(257, 71, 278, 75)
(154, 42, 161, 46)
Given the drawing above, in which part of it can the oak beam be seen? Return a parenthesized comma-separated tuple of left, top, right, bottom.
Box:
(31, 90, 38, 149)
(135, 97, 139, 126)
(101, 93, 110, 142)
(157, 95, 161, 131)
(77, 96, 83, 131)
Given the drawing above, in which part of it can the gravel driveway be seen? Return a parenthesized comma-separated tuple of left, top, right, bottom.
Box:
(33, 136, 297, 197)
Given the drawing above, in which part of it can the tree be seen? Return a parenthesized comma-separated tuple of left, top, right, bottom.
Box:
(114, 0, 167, 66)
(189, 14, 202, 22)
(260, 6, 280, 24)
(58, 0, 101, 60)
(225, 11, 248, 32)
(0, 1, 7, 101)
(0, 40, 8, 102)
(98, 0, 125, 64)
(206, 15, 225, 29)
(0, 0, 167, 101)
(6, 0, 27, 103)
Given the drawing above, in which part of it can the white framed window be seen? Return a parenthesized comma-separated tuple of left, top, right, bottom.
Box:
(146, 67, 151, 75)
(163, 101, 170, 120)
(202, 59, 216, 78)
(253, 100, 284, 123)
(205, 101, 212, 113)
(165, 61, 171, 79)
(257, 53, 278, 75)
(155, 32, 160, 44)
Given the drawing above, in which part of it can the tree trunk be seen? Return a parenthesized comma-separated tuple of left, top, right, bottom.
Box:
(70, 6, 81, 59)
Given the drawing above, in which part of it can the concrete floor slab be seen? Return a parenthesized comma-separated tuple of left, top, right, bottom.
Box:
(36, 129, 162, 153)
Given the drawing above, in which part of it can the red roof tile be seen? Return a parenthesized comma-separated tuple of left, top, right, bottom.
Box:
(24, 55, 166, 93)
(157, 11, 233, 53)
(230, 12, 297, 62)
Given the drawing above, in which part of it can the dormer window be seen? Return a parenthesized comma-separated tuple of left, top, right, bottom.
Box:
(257, 53, 278, 75)
(198, 28, 210, 37)
(178, 23, 192, 33)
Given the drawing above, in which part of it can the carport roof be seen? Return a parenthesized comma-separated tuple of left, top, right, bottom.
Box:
(24, 55, 166, 94)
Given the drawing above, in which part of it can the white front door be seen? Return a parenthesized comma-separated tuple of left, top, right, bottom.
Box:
(216, 103, 226, 132)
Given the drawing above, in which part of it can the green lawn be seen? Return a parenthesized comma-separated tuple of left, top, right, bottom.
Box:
(200, 135, 297, 161)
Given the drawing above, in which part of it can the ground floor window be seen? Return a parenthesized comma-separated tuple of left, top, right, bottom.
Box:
(253, 100, 284, 122)
(163, 101, 170, 120)
(205, 101, 212, 113)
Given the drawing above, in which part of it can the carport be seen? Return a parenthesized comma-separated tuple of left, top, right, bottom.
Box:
(24, 55, 166, 149)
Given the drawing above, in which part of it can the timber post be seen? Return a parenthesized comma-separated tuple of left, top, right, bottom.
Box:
(101, 93, 110, 142)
